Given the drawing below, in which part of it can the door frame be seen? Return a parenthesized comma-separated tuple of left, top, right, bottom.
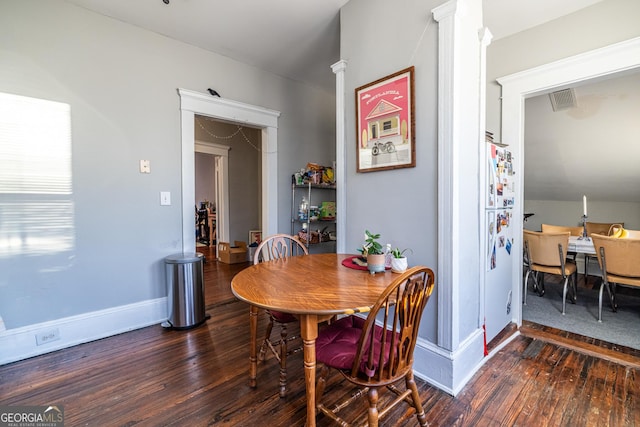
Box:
(497, 37, 640, 327)
(195, 140, 229, 249)
(179, 89, 281, 253)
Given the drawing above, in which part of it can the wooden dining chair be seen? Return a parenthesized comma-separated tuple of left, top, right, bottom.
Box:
(314, 266, 435, 427)
(584, 222, 624, 280)
(253, 233, 308, 397)
(591, 234, 640, 322)
(522, 230, 577, 313)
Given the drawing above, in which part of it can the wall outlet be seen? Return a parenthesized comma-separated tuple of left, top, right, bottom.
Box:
(36, 328, 60, 346)
(139, 159, 151, 173)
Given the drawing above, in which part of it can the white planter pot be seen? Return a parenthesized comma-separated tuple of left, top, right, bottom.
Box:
(390, 257, 408, 273)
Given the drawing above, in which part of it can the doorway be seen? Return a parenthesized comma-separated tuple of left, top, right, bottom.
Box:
(195, 140, 229, 255)
(178, 89, 281, 254)
(194, 117, 262, 257)
(497, 38, 640, 331)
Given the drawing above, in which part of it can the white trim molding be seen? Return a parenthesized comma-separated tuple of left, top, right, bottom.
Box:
(0, 298, 167, 366)
(413, 327, 485, 396)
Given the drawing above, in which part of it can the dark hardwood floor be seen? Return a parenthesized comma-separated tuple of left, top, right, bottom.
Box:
(1, 245, 639, 426)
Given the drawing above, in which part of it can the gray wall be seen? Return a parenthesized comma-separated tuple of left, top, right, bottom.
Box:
(0, 0, 335, 347)
(340, 0, 441, 343)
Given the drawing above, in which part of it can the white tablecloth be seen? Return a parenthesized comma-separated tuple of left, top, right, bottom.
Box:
(568, 236, 596, 255)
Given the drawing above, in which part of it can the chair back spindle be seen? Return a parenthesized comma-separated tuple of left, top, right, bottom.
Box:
(254, 234, 308, 264)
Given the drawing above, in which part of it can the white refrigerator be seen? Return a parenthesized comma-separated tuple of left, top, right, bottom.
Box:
(484, 142, 516, 343)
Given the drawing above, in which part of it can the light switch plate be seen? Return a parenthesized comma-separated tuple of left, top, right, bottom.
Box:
(160, 191, 171, 205)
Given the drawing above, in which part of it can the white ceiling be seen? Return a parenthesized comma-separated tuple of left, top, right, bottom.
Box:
(64, 0, 604, 91)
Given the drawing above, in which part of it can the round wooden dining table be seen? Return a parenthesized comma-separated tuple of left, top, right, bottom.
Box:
(231, 253, 398, 427)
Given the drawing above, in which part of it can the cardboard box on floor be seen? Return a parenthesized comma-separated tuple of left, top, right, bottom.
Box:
(218, 241, 248, 264)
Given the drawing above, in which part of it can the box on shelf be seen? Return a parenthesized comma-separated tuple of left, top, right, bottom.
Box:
(218, 241, 248, 264)
(320, 201, 336, 220)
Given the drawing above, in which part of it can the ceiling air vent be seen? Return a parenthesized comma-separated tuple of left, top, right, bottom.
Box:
(549, 88, 577, 111)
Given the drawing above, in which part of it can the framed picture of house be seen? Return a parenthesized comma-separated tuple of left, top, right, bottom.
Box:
(355, 66, 415, 173)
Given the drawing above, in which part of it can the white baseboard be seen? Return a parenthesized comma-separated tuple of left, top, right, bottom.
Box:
(412, 327, 486, 396)
(0, 297, 168, 366)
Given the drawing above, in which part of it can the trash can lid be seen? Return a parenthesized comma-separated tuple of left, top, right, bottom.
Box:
(165, 252, 204, 264)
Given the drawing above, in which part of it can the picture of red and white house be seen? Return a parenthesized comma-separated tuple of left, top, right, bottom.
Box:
(356, 68, 414, 171)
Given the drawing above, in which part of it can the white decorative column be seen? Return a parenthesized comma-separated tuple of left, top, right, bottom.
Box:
(426, 0, 485, 394)
(477, 26, 492, 343)
(332, 60, 347, 254)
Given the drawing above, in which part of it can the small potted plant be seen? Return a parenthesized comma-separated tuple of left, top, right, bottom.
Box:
(390, 247, 412, 273)
(359, 230, 385, 274)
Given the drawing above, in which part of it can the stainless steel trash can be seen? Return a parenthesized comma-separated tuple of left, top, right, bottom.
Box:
(162, 252, 207, 329)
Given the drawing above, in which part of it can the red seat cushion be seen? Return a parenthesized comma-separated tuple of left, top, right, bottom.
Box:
(267, 310, 297, 323)
(316, 316, 392, 377)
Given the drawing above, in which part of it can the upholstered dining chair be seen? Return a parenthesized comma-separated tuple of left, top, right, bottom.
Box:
(585, 221, 624, 237)
(541, 223, 583, 261)
(583, 222, 625, 281)
(522, 230, 577, 313)
(591, 234, 640, 322)
(314, 266, 435, 427)
(541, 223, 583, 236)
(253, 233, 308, 397)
